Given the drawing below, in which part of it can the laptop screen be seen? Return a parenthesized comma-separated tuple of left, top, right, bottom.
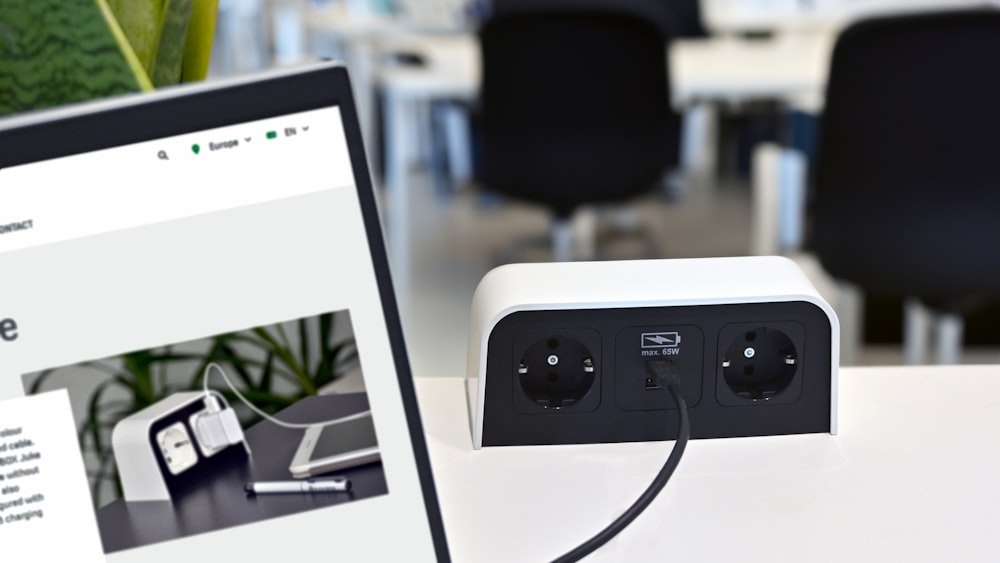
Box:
(0, 64, 448, 561)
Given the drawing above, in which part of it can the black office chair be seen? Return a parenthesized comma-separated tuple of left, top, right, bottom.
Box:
(810, 8, 1000, 363)
(476, 0, 682, 261)
(660, 0, 708, 39)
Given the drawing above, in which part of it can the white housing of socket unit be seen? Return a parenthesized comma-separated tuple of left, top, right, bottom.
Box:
(112, 391, 245, 501)
(466, 256, 840, 449)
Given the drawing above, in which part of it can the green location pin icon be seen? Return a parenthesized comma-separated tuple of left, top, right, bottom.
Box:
(191, 143, 201, 155)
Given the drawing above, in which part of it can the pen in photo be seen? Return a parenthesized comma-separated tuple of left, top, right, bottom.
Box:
(244, 477, 352, 495)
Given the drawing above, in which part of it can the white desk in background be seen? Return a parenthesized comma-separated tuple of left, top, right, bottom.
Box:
(415, 364, 1000, 562)
(372, 32, 832, 315)
(671, 32, 833, 179)
(304, 5, 469, 171)
(671, 33, 833, 109)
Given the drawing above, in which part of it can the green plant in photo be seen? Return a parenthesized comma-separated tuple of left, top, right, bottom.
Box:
(28, 312, 359, 507)
(0, 0, 219, 116)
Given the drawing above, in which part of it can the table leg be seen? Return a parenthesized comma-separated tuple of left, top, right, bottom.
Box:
(680, 100, 719, 187)
(345, 40, 376, 161)
(383, 89, 417, 321)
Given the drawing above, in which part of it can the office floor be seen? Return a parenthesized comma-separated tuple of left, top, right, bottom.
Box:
(394, 169, 1000, 378)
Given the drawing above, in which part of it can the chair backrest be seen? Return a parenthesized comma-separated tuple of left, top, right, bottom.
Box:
(811, 8, 1000, 311)
(478, 0, 681, 217)
(662, 0, 708, 39)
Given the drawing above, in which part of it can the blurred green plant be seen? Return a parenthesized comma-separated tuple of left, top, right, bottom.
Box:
(0, 0, 219, 116)
(28, 312, 359, 507)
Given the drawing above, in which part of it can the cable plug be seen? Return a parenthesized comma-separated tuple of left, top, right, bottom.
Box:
(204, 392, 224, 414)
(646, 360, 682, 391)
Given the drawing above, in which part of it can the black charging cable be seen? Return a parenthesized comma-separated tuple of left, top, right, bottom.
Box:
(552, 360, 691, 563)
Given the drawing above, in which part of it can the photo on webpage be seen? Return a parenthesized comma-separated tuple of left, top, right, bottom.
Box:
(20, 308, 387, 554)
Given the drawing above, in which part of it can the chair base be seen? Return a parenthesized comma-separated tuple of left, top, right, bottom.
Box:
(904, 299, 964, 365)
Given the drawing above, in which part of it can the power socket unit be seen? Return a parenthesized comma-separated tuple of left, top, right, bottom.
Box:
(466, 257, 839, 449)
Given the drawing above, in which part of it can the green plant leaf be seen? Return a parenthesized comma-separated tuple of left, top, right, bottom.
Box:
(121, 352, 157, 404)
(81, 377, 119, 462)
(275, 322, 293, 351)
(218, 345, 260, 389)
(150, 0, 193, 86)
(299, 317, 310, 375)
(105, 0, 216, 87)
(251, 326, 314, 393)
(105, 0, 165, 76)
(260, 351, 275, 393)
(28, 368, 60, 395)
(317, 312, 335, 385)
(181, 0, 218, 81)
(0, 0, 152, 116)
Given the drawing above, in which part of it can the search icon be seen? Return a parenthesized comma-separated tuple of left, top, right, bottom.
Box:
(157, 150, 169, 161)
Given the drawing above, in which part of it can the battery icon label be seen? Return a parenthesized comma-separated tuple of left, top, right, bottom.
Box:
(266, 130, 277, 140)
(641, 332, 681, 348)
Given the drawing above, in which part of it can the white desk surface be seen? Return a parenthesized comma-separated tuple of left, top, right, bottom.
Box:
(373, 32, 833, 110)
(670, 33, 833, 111)
(376, 34, 478, 99)
(305, 4, 467, 39)
(414, 365, 1000, 562)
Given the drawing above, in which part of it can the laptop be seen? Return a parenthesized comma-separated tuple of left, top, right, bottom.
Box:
(0, 63, 449, 561)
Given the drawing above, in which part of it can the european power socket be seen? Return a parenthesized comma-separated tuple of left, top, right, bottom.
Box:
(717, 323, 804, 405)
(466, 257, 839, 449)
(513, 329, 601, 413)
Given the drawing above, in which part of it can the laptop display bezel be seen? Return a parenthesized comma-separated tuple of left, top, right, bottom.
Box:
(0, 62, 450, 562)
